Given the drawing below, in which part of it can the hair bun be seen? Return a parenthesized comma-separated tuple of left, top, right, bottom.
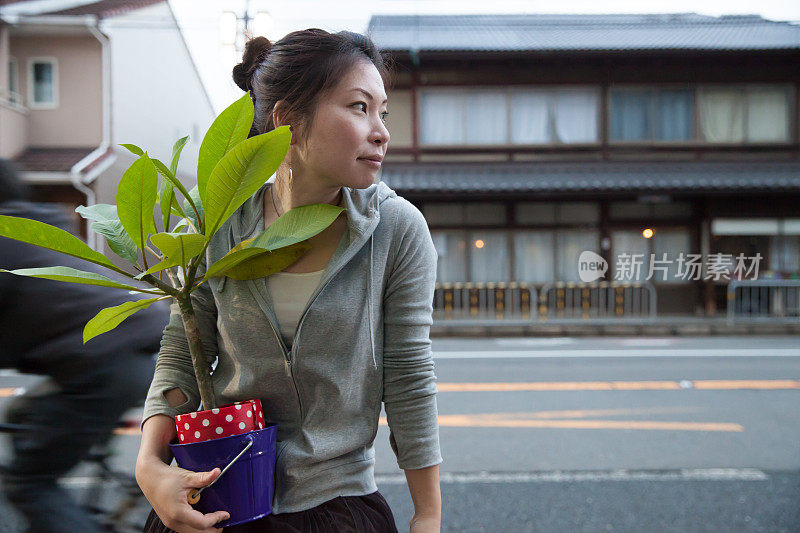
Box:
(232, 36, 272, 93)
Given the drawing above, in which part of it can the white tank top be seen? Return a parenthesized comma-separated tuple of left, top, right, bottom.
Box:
(267, 269, 325, 348)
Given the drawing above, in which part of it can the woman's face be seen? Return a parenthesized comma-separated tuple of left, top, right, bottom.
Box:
(292, 60, 390, 190)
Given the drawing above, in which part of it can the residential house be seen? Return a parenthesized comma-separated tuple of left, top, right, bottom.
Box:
(0, 0, 215, 256)
(368, 14, 800, 316)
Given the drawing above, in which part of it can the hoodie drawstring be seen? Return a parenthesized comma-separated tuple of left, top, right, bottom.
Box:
(368, 233, 376, 370)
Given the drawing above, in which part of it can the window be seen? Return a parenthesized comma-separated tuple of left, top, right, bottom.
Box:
(612, 229, 691, 283)
(611, 230, 651, 282)
(431, 231, 467, 282)
(420, 89, 505, 145)
(221, 12, 238, 71)
(511, 87, 599, 144)
(28, 58, 57, 108)
(7, 56, 19, 104)
(514, 231, 555, 282)
(609, 88, 694, 142)
(419, 87, 600, 146)
(469, 230, 509, 282)
(252, 11, 273, 39)
(652, 229, 691, 283)
(769, 236, 800, 275)
(698, 85, 791, 143)
(557, 230, 599, 282)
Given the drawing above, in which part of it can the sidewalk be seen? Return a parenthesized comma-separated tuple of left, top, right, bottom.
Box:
(431, 316, 800, 337)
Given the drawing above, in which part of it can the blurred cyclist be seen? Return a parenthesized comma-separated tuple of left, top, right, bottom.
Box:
(0, 158, 170, 532)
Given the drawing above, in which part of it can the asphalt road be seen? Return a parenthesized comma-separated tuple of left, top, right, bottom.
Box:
(2, 335, 799, 532)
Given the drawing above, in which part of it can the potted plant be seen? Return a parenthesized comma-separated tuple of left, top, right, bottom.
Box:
(0, 92, 343, 526)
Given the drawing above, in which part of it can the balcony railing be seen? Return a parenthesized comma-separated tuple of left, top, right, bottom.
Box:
(727, 280, 800, 323)
(433, 281, 657, 324)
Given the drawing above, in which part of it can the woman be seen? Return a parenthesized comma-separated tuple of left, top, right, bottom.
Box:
(135, 29, 443, 533)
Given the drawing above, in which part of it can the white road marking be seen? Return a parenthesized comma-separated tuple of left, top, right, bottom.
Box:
(374, 469, 769, 484)
(620, 338, 676, 346)
(494, 337, 576, 347)
(432, 349, 800, 359)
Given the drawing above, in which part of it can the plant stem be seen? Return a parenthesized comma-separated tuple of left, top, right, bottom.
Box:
(140, 273, 180, 297)
(176, 295, 217, 410)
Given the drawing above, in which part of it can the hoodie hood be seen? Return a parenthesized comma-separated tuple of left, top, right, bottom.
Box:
(228, 175, 398, 370)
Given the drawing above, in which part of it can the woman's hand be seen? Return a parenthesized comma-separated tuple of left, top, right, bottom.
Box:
(410, 513, 441, 533)
(135, 457, 230, 533)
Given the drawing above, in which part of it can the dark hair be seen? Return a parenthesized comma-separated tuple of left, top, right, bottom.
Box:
(0, 158, 30, 203)
(232, 29, 393, 141)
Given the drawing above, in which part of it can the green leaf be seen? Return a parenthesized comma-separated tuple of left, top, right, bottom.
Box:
(152, 158, 197, 227)
(119, 143, 144, 157)
(83, 297, 165, 344)
(170, 135, 190, 175)
(158, 136, 190, 232)
(159, 180, 176, 231)
(184, 185, 204, 232)
(248, 203, 344, 251)
(0, 266, 161, 293)
(220, 242, 311, 280)
(144, 232, 207, 275)
(116, 154, 159, 252)
(199, 236, 310, 281)
(172, 218, 190, 232)
(197, 92, 254, 211)
(91, 220, 139, 264)
(75, 204, 139, 264)
(203, 126, 291, 238)
(0, 215, 119, 272)
(75, 204, 119, 224)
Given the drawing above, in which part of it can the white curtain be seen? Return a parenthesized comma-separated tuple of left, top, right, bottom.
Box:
(514, 231, 555, 282)
(554, 89, 599, 143)
(746, 88, 789, 142)
(557, 230, 599, 282)
(420, 91, 463, 144)
(431, 231, 467, 282)
(611, 230, 650, 282)
(469, 230, 509, 282)
(465, 91, 507, 144)
(511, 91, 550, 144)
(699, 88, 744, 143)
(652, 230, 691, 283)
(769, 236, 800, 274)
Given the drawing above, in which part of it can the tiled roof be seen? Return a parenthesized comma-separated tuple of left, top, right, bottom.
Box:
(368, 14, 800, 53)
(13, 147, 100, 173)
(380, 160, 800, 194)
(41, 0, 163, 18)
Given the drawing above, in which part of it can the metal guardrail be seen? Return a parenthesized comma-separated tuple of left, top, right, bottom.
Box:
(433, 282, 537, 323)
(432, 281, 656, 325)
(727, 280, 800, 323)
(539, 281, 657, 322)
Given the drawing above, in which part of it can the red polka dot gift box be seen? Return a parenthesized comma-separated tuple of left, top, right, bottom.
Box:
(175, 399, 265, 444)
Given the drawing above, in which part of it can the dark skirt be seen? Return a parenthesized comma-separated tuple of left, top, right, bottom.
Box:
(143, 490, 399, 533)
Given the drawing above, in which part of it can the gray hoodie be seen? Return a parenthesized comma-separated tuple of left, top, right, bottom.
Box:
(142, 177, 443, 514)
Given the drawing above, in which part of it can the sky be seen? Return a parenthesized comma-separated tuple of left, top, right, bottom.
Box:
(168, 0, 800, 113)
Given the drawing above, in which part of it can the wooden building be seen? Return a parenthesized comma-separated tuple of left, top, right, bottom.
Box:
(368, 13, 800, 316)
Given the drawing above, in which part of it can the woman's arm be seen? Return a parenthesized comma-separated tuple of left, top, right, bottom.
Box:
(406, 464, 442, 531)
(382, 199, 443, 528)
